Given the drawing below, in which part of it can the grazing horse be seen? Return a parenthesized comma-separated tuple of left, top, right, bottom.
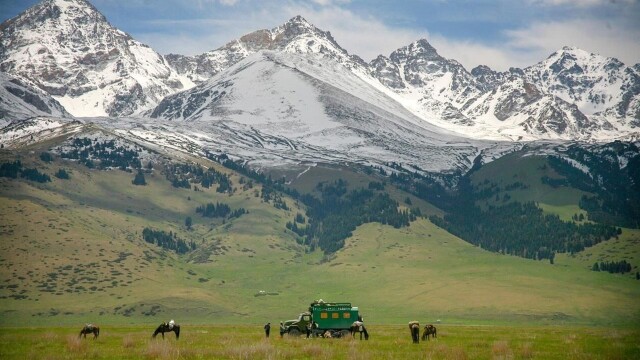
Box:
(422, 324, 437, 341)
(408, 321, 420, 344)
(152, 321, 180, 339)
(350, 321, 369, 340)
(79, 324, 99, 339)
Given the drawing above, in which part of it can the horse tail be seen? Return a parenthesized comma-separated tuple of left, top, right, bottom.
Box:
(174, 325, 180, 339)
(363, 326, 369, 340)
(95, 326, 100, 339)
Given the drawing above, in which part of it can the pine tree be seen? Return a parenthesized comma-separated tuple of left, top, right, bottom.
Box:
(185, 216, 192, 230)
(55, 168, 70, 179)
(40, 152, 53, 163)
(132, 170, 146, 185)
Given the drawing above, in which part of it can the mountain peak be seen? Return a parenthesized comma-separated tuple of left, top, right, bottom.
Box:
(1, 0, 109, 34)
(285, 15, 312, 27)
(415, 38, 436, 48)
(0, 0, 190, 117)
(539, 45, 625, 72)
(39, 0, 104, 19)
(410, 39, 439, 56)
(389, 38, 441, 64)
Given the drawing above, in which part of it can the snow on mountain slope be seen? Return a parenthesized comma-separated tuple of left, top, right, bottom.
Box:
(149, 51, 487, 172)
(0, 73, 71, 126)
(461, 76, 614, 141)
(165, 16, 635, 142)
(369, 39, 483, 125)
(523, 47, 640, 128)
(0, 117, 82, 148)
(165, 15, 366, 84)
(0, 0, 194, 117)
(2, 0, 638, 160)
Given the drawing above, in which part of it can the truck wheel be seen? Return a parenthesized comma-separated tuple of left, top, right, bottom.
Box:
(288, 328, 301, 336)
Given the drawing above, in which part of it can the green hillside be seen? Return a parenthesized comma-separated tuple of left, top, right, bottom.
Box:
(0, 137, 639, 328)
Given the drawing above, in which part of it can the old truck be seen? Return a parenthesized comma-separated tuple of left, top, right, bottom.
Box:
(280, 300, 360, 337)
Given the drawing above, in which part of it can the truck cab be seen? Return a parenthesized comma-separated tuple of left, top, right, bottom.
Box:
(280, 312, 312, 336)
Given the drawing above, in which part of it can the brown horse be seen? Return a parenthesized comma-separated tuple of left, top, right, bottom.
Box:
(79, 324, 99, 339)
(422, 324, 437, 341)
(350, 321, 369, 340)
(408, 321, 420, 344)
(152, 322, 180, 339)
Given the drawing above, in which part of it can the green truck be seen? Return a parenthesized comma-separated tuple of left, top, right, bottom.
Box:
(280, 300, 360, 337)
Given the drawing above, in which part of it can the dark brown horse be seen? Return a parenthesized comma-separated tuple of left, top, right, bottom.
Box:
(422, 324, 437, 341)
(350, 321, 369, 340)
(152, 322, 180, 339)
(408, 321, 420, 344)
(79, 324, 99, 339)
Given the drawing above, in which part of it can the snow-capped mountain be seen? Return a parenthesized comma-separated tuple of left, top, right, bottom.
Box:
(523, 47, 640, 129)
(0, 72, 71, 126)
(369, 40, 625, 140)
(461, 75, 609, 140)
(166, 15, 366, 84)
(369, 39, 483, 126)
(149, 50, 485, 172)
(1, 0, 639, 172)
(0, 0, 193, 117)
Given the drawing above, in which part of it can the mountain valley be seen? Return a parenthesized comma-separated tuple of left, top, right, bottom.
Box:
(1, 0, 639, 328)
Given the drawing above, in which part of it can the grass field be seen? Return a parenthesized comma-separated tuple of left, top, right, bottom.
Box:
(0, 324, 638, 359)
(1, 144, 639, 334)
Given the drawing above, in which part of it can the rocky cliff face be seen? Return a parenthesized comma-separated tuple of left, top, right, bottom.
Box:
(165, 15, 366, 84)
(0, 73, 71, 125)
(369, 39, 483, 125)
(519, 47, 640, 131)
(0, 0, 193, 117)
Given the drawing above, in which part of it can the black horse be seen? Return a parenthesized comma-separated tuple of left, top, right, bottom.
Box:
(79, 324, 99, 339)
(422, 324, 437, 341)
(152, 322, 180, 339)
(350, 321, 369, 340)
(409, 321, 420, 344)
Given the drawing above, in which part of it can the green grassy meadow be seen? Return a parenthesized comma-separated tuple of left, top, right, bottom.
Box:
(0, 324, 638, 359)
(1, 144, 640, 359)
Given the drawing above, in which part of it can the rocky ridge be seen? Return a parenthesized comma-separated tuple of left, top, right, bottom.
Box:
(0, 0, 193, 117)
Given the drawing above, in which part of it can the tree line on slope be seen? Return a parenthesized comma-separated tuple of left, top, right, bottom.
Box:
(592, 260, 633, 274)
(383, 156, 622, 262)
(210, 153, 421, 254)
(57, 138, 143, 171)
(141, 228, 196, 254)
(0, 160, 51, 183)
(544, 142, 640, 228)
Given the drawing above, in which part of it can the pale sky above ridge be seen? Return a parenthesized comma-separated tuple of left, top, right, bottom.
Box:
(2, 0, 639, 71)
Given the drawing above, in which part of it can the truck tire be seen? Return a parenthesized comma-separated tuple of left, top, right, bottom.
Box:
(288, 327, 301, 336)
